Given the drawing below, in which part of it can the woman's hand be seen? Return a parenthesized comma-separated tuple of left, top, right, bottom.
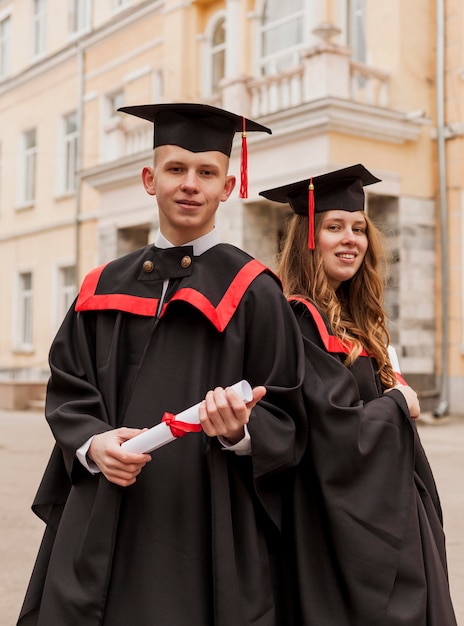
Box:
(385, 384, 420, 419)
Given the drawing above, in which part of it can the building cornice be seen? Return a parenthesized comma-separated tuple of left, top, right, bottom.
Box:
(0, 0, 164, 94)
(81, 152, 153, 190)
(82, 0, 164, 51)
(261, 97, 430, 145)
(0, 46, 78, 95)
(0, 217, 79, 243)
(82, 97, 429, 192)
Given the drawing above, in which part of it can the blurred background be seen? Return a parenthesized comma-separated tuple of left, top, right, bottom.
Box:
(0, 0, 463, 418)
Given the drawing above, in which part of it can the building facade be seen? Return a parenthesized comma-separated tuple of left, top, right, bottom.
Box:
(0, 0, 462, 413)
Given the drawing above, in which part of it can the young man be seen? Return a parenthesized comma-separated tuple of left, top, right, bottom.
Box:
(18, 103, 306, 626)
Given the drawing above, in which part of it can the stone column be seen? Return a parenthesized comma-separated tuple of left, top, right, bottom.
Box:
(221, 0, 250, 113)
(224, 0, 240, 79)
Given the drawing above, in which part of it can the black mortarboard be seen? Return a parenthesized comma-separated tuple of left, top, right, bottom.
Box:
(259, 164, 380, 248)
(118, 103, 272, 198)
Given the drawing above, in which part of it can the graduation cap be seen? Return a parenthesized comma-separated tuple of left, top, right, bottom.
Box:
(118, 102, 272, 198)
(259, 164, 381, 249)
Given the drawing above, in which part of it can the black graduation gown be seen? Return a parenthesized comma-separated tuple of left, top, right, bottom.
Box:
(281, 298, 457, 626)
(17, 243, 306, 626)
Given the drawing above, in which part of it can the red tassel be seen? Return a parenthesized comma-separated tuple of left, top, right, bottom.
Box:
(308, 178, 315, 249)
(239, 117, 248, 199)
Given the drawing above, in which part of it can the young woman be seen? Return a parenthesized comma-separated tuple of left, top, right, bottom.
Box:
(260, 164, 457, 626)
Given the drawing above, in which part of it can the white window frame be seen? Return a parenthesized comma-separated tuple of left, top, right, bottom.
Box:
(15, 270, 34, 351)
(0, 14, 11, 78)
(101, 90, 125, 161)
(69, 0, 91, 36)
(18, 128, 37, 207)
(57, 111, 78, 195)
(203, 12, 226, 98)
(53, 264, 77, 329)
(32, 0, 47, 59)
(257, 0, 308, 77)
(106, 90, 124, 121)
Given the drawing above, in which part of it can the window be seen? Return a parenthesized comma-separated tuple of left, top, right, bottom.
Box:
(0, 16, 11, 78)
(347, 0, 366, 63)
(17, 272, 34, 349)
(61, 112, 78, 194)
(259, 0, 305, 76)
(201, 11, 227, 99)
(56, 265, 76, 323)
(19, 129, 37, 206)
(209, 17, 226, 95)
(69, 0, 91, 35)
(102, 90, 125, 161)
(32, 0, 47, 58)
(107, 91, 124, 119)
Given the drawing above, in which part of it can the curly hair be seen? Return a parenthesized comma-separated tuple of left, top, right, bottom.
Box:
(278, 212, 396, 389)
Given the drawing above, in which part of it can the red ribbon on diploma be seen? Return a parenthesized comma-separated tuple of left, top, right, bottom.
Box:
(162, 412, 203, 438)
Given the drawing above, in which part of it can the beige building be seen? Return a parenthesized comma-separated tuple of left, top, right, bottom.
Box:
(0, 0, 462, 414)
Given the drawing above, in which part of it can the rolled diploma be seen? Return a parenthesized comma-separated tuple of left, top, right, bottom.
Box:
(121, 380, 253, 454)
(387, 345, 401, 373)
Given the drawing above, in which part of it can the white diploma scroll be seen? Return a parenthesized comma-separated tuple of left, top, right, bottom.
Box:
(121, 380, 253, 454)
(387, 345, 401, 373)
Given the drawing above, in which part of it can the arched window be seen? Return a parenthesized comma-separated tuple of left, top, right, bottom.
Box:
(201, 13, 226, 98)
(196, 13, 227, 100)
(210, 17, 226, 94)
(259, 0, 305, 76)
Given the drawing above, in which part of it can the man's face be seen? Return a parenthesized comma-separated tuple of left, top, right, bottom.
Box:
(142, 145, 236, 245)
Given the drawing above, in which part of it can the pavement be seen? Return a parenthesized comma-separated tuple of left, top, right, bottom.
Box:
(0, 409, 463, 626)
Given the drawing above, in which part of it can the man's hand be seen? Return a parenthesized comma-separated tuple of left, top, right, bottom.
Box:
(89, 428, 152, 486)
(199, 385, 266, 444)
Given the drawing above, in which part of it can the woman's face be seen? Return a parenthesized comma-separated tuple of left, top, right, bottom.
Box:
(317, 210, 368, 289)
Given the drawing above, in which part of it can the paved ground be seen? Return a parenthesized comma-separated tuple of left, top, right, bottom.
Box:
(1, 409, 463, 625)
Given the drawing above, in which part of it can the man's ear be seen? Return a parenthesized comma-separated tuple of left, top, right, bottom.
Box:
(142, 166, 155, 196)
(221, 175, 236, 202)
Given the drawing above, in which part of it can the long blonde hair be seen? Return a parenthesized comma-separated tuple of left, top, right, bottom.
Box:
(278, 212, 396, 388)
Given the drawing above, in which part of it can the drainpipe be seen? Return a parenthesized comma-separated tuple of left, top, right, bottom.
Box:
(433, 0, 449, 417)
(75, 41, 84, 284)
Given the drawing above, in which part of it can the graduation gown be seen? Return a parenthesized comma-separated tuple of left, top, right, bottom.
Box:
(18, 243, 306, 626)
(281, 298, 457, 626)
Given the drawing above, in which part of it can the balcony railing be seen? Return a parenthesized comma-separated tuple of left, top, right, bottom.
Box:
(249, 67, 305, 117)
(124, 123, 152, 156)
(350, 61, 389, 107)
(248, 57, 390, 118)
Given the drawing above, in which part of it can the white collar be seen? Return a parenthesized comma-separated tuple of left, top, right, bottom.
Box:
(155, 228, 221, 256)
